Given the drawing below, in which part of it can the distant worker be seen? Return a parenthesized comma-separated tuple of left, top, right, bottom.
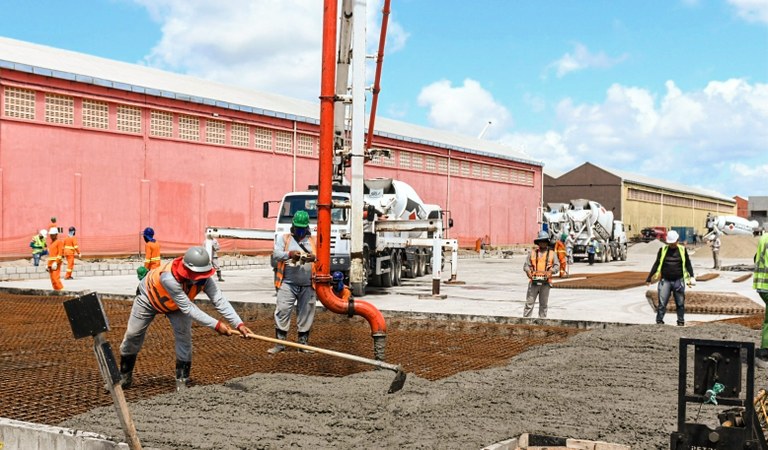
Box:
(587, 238, 597, 265)
(46, 227, 64, 291)
(63, 226, 81, 280)
(208, 235, 224, 282)
(332, 271, 352, 301)
(30, 229, 48, 267)
(754, 232, 768, 368)
(269, 210, 317, 354)
(142, 227, 161, 270)
(645, 230, 694, 326)
(708, 232, 721, 270)
(554, 233, 568, 277)
(118, 246, 254, 391)
(565, 232, 575, 266)
(522, 230, 559, 319)
(48, 216, 60, 234)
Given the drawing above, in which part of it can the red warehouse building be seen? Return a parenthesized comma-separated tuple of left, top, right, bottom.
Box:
(0, 37, 543, 257)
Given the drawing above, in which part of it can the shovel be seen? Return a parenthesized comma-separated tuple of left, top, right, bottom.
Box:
(229, 330, 407, 393)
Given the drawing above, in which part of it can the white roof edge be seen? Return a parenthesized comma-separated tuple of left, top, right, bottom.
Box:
(0, 36, 542, 168)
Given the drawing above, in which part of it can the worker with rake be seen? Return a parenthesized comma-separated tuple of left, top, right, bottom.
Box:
(118, 246, 254, 391)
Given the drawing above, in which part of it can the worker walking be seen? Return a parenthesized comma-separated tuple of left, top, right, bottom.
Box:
(142, 227, 161, 270)
(46, 227, 64, 291)
(523, 230, 559, 319)
(645, 230, 694, 326)
(587, 238, 597, 265)
(709, 233, 721, 270)
(555, 233, 568, 277)
(30, 229, 48, 267)
(205, 234, 224, 282)
(269, 210, 317, 354)
(63, 226, 81, 280)
(118, 246, 254, 391)
(754, 233, 768, 368)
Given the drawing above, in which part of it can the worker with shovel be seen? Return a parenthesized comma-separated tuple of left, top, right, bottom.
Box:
(523, 230, 559, 319)
(118, 246, 254, 391)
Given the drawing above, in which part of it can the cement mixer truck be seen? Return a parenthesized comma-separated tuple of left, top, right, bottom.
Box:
(542, 202, 571, 240)
(264, 177, 454, 293)
(566, 199, 627, 263)
(706, 213, 759, 236)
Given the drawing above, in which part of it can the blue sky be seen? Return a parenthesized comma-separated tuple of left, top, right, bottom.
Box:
(2, 0, 767, 197)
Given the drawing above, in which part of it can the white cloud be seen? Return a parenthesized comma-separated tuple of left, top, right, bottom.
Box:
(547, 43, 627, 78)
(417, 79, 512, 138)
(131, 0, 407, 101)
(728, 0, 768, 24)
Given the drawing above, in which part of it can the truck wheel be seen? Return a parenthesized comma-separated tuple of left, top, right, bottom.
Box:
(392, 250, 402, 286)
(415, 251, 425, 277)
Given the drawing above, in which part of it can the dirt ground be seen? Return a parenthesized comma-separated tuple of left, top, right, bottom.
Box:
(60, 321, 768, 450)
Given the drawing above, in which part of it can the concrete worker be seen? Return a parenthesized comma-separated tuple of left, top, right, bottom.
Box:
(554, 233, 568, 277)
(48, 216, 60, 234)
(46, 227, 64, 291)
(30, 229, 48, 267)
(142, 227, 161, 270)
(332, 271, 352, 302)
(645, 230, 694, 326)
(269, 210, 317, 354)
(708, 232, 721, 270)
(523, 230, 559, 319)
(63, 226, 81, 280)
(118, 246, 254, 391)
(209, 236, 224, 282)
(754, 233, 768, 368)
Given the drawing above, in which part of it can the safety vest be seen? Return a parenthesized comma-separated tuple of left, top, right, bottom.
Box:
(274, 234, 316, 289)
(654, 244, 690, 283)
(754, 234, 768, 291)
(31, 235, 47, 254)
(144, 241, 161, 269)
(145, 261, 205, 314)
(529, 248, 555, 283)
(63, 236, 79, 256)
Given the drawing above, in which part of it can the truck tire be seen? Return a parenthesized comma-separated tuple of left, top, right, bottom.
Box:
(391, 250, 402, 286)
(415, 251, 424, 277)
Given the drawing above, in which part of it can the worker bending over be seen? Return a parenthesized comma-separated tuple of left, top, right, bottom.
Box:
(118, 246, 254, 391)
(523, 230, 559, 319)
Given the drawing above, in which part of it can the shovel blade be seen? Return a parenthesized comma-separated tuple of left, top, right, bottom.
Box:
(388, 368, 407, 394)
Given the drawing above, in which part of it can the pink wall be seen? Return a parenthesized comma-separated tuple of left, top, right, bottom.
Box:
(0, 71, 541, 258)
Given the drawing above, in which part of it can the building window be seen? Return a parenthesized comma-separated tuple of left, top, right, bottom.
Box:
(275, 130, 293, 154)
(82, 99, 109, 130)
(449, 159, 459, 175)
(3, 87, 36, 119)
(491, 166, 502, 181)
(150, 110, 173, 137)
(45, 93, 74, 125)
(297, 134, 315, 157)
(482, 164, 491, 179)
(437, 157, 448, 174)
(117, 105, 142, 134)
(628, 188, 662, 204)
(254, 126, 273, 151)
(206, 119, 226, 145)
(400, 151, 411, 168)
(381, 151, 396, 167)
(425, 156, 437, 172)
(460, 161, 471, 177)
(412, 153, 423, 171)
(231, 123, 250, 148)
(179, 115, 200, 141)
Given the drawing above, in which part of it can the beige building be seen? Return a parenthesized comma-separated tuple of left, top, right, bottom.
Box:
(544, 162, 736, 239)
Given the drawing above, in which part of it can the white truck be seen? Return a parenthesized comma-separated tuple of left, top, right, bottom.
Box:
(706, 214, 759, 236)
(264, 177, 456, 295)
(566, 199, 627, 263)
(542, 202, 571, 240)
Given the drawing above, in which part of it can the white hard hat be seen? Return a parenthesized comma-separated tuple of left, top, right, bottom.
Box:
(666, 230, 679, 244)
(39, 229, 47, 237)
(48, 227, 59, 235)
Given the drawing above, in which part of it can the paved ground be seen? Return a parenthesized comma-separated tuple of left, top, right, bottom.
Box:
(0, 248, 760, 326)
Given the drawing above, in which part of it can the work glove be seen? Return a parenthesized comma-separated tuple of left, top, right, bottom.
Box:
(51, 262, 58, 271)
(288, 251, 302, 262)
(214, 320, 232, 336)
(236, 323, 253, 338)
(301, 254, 316, 263)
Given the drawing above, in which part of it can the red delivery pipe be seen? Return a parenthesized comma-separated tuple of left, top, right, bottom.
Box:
(365, 0, 391, 150)
(317, 0, 388, 360)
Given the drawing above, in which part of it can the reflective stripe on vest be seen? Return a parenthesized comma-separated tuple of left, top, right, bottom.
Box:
(145, 262, 204, 314)
(754, 235, 768, 291)
(655, 244, 690, 283)
(274, 234, 316, 289)
(31, 235, 46, 254)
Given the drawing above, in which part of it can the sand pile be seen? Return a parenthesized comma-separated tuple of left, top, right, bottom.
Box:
(629, 239, 665, 255)
(691, 235, 760, 260)
(61, 323, 768, 450)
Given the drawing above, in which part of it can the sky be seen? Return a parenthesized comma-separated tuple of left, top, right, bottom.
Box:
(1, 0, 767, 197)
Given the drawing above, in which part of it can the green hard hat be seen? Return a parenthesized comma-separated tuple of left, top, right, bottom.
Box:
(292, 210, 310, 228)
(136, 266, 149, 280)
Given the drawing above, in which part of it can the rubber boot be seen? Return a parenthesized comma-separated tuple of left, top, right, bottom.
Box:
(267, 329, 287, 354)
(297, 331, 314, 354)
(119, 354, 137, 389)
(175, 360, 191, 391)
(217, 270, 224, 282)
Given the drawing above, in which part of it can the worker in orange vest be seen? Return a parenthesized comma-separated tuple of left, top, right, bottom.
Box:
(143, 227, 161, 270)
(554, 233, 568, 277)
(523, 230, 559, 318)
(46, 227, 64, 290)
(63, 226, 82, 280)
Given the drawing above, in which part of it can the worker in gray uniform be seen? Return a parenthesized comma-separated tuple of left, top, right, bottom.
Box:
(269, 210, 317, 354)
(118, 246, 254, 391)
(523, 230, 560, 318)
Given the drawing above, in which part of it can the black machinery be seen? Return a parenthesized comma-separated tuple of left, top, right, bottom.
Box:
(671, 338, 768, 449)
